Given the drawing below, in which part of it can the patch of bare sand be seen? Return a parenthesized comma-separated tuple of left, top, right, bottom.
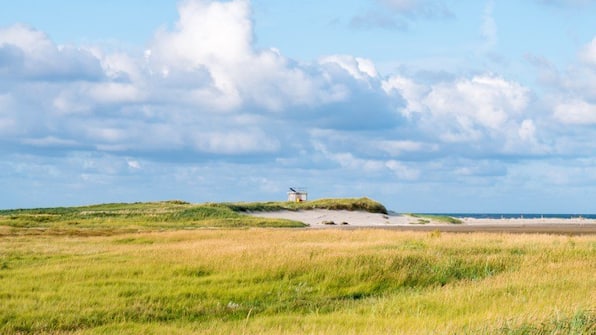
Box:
(248, 210, 596, 229)
(248, 209, 409, 227)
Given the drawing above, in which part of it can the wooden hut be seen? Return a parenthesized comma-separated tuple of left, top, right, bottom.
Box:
(287, 187, 307, 202)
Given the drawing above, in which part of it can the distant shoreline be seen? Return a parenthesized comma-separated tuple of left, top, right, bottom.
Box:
(411, 213, 596, 220)
(249, 209, 596, 234)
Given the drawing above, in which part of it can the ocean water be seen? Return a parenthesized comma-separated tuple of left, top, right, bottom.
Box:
(419, 213, 596, 219)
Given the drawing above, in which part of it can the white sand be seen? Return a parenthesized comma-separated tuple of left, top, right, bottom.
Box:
(250, 209, 407, 228)
(248, 210, 596, 228)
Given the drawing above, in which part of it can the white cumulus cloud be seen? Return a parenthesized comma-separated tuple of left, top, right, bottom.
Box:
(579, 36, 596, 67)
(384, 73, 531, 146)
(0, 24, 103, 81)
(145, 0, 331, 112)
(554, 100, 596, 125)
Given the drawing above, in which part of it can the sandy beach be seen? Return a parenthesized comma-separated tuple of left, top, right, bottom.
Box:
(249, 210, 596, 234)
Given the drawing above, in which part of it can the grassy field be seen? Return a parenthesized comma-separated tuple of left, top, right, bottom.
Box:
(1, 227, 594, 334)
(0, 199, 594, 334)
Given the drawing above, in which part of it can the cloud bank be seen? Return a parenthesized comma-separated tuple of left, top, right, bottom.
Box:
(0, 0, 594, 212)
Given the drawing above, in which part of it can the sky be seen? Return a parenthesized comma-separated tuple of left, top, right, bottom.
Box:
(0, 0, 595, 213)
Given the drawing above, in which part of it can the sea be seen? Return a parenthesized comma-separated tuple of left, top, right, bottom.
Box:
(416, 213, 596, 219)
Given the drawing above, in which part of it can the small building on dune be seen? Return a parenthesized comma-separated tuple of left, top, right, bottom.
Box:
(287, 187, 307, 202)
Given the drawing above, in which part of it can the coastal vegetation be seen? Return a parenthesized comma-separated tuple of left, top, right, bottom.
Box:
(222, 197, 388, 214)
(0, 199, 594, 334)
(0, 200, 301, 235)
(407, 214, 463, 224)
(0, 197, 387, 235)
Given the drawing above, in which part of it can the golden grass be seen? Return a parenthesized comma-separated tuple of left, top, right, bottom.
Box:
(0, 229, 594, 334)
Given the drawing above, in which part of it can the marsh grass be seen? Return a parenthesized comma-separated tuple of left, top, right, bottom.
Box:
(0, 230, 594, 334)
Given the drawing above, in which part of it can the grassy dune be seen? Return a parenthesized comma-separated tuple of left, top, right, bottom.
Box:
(0, 200, 300, 235)
(0, 198, 387, 235)
(224, 197, 388, 214)
(0, 229, 594, 334)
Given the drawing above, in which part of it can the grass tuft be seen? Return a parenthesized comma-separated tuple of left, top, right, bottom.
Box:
(492, 309, 595, 334)
(408, 214, 463, 224)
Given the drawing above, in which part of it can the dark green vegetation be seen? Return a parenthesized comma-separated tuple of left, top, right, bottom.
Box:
(408, 213, 463, 224)
(223, 197, 388, 214)
(495, 309, 595, 334)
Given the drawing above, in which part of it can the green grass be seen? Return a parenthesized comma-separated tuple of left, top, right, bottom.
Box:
(0, 230, 594, 334)
(493, 309, 595, 334)
(222, 197, 388, 214)
(408, 213, 463, 224)
(0, 198, 387, 235)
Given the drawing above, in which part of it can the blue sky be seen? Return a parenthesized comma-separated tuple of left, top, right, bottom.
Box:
(0, 0, 595, 212)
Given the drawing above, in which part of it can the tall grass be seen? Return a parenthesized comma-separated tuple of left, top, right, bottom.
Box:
(0, 230, 594, 334)
(493, 309, 595, 334)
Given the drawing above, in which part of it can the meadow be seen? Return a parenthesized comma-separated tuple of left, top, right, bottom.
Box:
(0, 200, 594, 334)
